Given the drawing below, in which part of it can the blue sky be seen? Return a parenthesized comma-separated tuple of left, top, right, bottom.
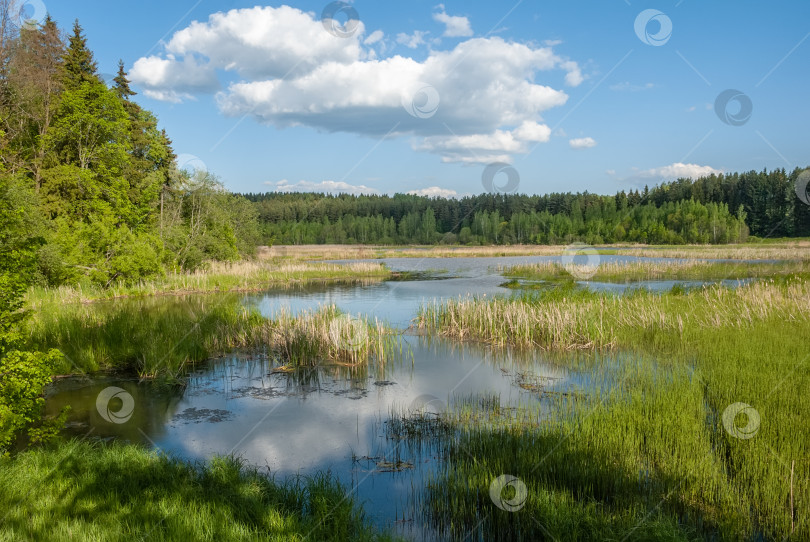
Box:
(40, 1, 810, 197)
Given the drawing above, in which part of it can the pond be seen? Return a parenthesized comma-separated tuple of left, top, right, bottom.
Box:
(44, 255, 760, 540)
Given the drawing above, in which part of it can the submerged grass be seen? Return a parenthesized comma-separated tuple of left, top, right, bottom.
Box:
(27, 296, 398, 379)
(504, 258, 810, 283)
(0, 440, 395, 542)
(415, 278, 810, 540)
(26, 260, 390, 307)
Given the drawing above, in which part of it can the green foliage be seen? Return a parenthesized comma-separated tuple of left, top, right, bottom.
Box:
(0, 17, 258, 288)
(0, 176, 64, 453)
(62, 20, 99, 90)
(247, 187, 763, 246)
(0, 440, 395, 541)
(163, 170, 259, 270)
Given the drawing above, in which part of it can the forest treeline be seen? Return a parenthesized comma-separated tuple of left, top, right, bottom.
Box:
(246, 167, 810, 246)
(0, 15, 260, 290)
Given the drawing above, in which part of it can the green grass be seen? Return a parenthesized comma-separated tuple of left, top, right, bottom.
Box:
(504, 259, 809, 283)
(26, 296, 399, 379)
(26, 260, 390, 307)
(0, 440, 396, 542)
(415, 278, 810, 540)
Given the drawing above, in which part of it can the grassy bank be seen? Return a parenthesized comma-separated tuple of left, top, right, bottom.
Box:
(0, 440, 395, 541)
(263, 240, 810, 262)
(415, 279, 810, 539)
(27, 297, 397, 379)
(27, 260, 390, 308)
(503, 258, 810, 283)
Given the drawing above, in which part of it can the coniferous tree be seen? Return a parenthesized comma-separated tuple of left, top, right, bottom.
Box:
(112, 59, 135, 101)
(62, 19, 97, 89)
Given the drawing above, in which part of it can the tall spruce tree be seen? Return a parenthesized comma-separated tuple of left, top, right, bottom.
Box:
(112, 59, 135, 101)
(62, 19, 97, 89)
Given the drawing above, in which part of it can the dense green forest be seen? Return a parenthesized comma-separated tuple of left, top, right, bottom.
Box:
(247, 167, 810, 245)
(0, 17, 260, 290)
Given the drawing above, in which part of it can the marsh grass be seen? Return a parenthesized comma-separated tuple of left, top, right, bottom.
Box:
(0, 440, 395, 541)
(27, 296, 399, 379)
(415, 279, 810, 539)
(26, 260, 390, 307)
(504, 258, 810, 283)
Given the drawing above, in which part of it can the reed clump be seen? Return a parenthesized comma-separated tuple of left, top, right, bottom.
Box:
(27, 296, 398, 379)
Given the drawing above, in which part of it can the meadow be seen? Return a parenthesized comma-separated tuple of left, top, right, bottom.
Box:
(415, 276, 810, 540)
(26, 260, 390, 308)
(503, 258, 810, 283)
(0, 440, 396, 542)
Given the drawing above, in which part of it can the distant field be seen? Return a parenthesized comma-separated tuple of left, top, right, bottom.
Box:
(264, 239, 810, 261)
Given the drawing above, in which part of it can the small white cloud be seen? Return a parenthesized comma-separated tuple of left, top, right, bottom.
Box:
(364, 30, 384, 46)
(569, 137, 596, 149)
(513, 120, 551, 142)
(639, 163, 721, 180)
(432, 8, 473, 37)
(685, 105, 697, 112)
(620, 163, 722, 186)
(543, 39, 563, 46)
(606, 169, 616, 176)
(407, 186, 459, 198)
(609, 82, 655, 92)
(267, 179, 380, 195)
(396, 30, 428, 48)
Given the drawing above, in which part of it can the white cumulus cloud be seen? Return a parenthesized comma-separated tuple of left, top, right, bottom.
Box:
(267, 179, 380, 195)
(639, 163, 722, 180)
(569, 137, 596, 149)
(130, 5, 584, 163)
(432, 8, 473, 38)
(406, 186, 459, 198)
